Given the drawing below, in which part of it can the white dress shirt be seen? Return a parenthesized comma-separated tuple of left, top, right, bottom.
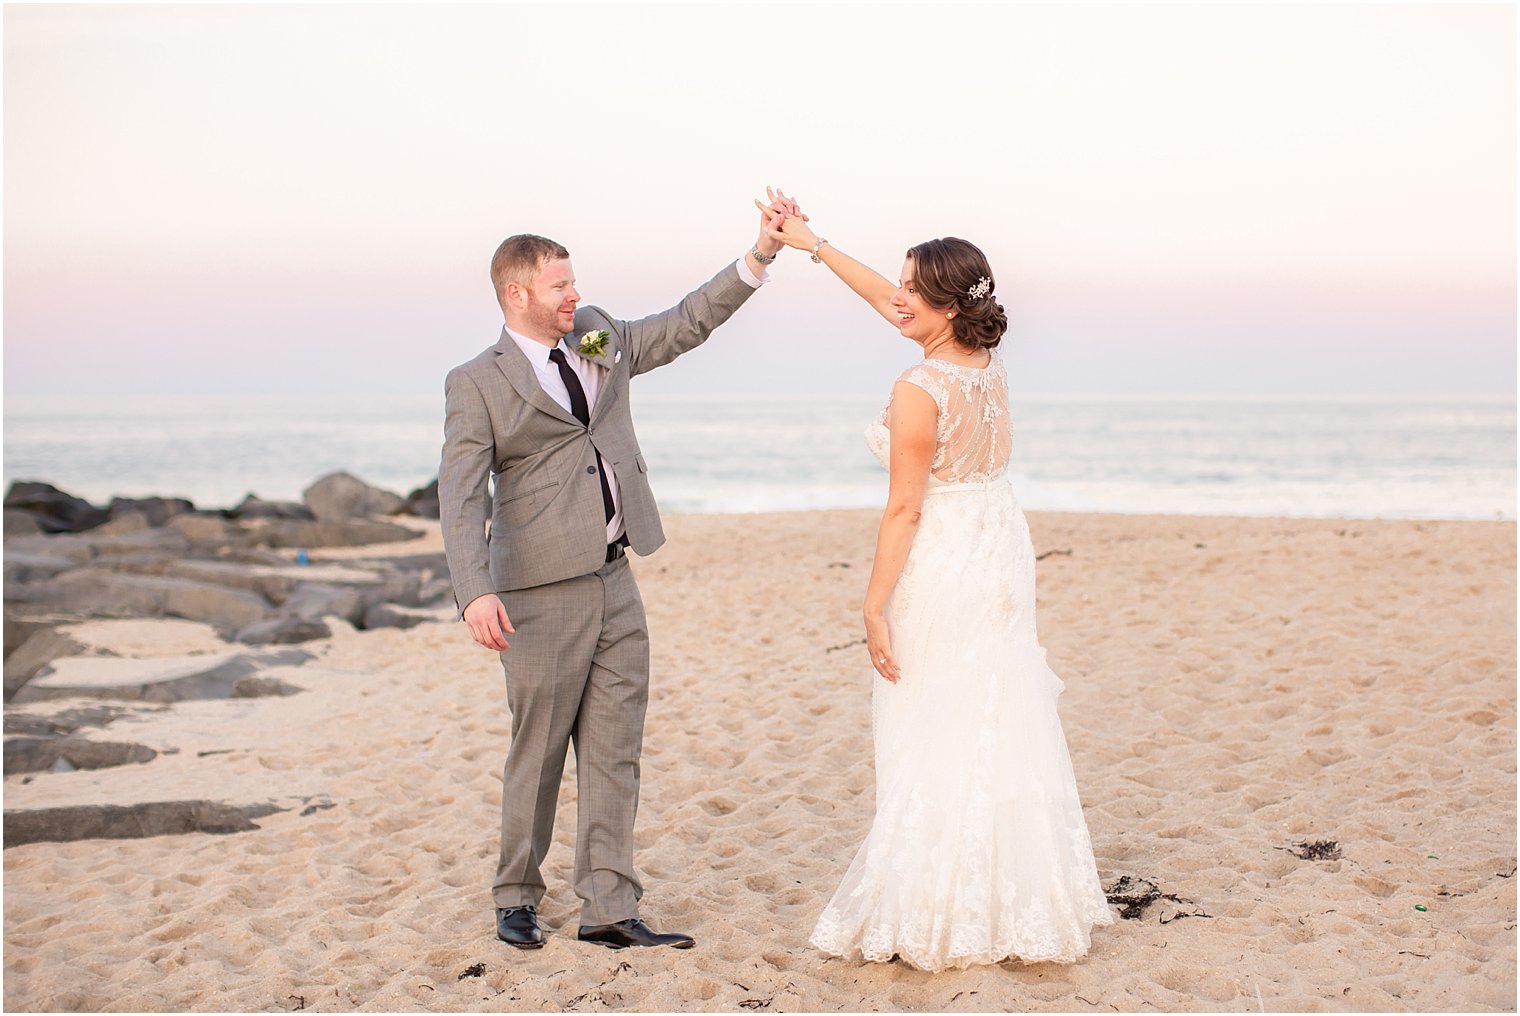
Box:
(504, 257, 766, 543)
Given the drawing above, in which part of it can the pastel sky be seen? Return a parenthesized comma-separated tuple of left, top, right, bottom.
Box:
(4, 3, 1515, 399)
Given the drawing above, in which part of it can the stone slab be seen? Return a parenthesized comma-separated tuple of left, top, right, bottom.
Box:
(164, 560, 385, 605)
(12, 649, 313, 703)
(3, 799, 288, 847)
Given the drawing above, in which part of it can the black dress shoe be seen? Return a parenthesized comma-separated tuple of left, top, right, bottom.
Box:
(496, 905, 544, 949)
(577, 918, 694, 950)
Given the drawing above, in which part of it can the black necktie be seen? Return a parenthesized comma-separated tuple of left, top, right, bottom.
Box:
(548, 347, 615, 526)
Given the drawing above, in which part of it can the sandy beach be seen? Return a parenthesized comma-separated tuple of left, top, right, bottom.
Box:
(3, 508, 1515, 1012)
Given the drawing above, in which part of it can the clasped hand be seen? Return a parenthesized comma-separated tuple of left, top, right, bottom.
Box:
(753, 186, 814, 256)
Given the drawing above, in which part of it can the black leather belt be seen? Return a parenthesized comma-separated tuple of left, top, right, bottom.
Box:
(605, 533, 630, 563)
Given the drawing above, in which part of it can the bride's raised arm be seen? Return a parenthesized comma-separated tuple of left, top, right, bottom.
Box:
(758, 190, 900, 327)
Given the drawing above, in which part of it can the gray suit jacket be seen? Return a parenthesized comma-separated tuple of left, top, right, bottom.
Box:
(439, 261, 756, 610)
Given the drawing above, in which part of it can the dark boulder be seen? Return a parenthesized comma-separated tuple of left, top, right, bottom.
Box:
(231, 494, 314, 521)
(401, 479, 440, 519)
(234, 616, 333, 646)
(3, 799, 285, 847)
(107, 496, 195, 528)
(303, 471, 406, 522)
(3, 482, 108, 534)
(4, 737, 158, 775)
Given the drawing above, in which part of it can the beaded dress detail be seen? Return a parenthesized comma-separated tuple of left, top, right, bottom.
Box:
(809, 351, 1113, 971)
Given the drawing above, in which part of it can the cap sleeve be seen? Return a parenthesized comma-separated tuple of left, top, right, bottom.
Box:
(896, 363, 949, 416)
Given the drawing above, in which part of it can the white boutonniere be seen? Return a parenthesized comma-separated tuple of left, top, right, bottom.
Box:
(578, 329, 611, 359)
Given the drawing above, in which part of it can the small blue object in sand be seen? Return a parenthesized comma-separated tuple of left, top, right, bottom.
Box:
(296, 549, 309, 566)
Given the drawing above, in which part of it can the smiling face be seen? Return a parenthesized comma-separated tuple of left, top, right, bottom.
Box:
(507, 257, 580, 343)
(889, 257, 952, 347)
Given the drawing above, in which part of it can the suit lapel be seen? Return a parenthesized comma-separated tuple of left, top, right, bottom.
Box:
(587, 342, 621, 425)
(493, 329, 581, 428)
(564, 332, 623, 426)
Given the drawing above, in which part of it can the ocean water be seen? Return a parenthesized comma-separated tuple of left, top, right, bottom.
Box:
(2, 393, 1514, 521)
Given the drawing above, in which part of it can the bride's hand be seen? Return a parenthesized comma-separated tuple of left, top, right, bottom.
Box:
(864, 612, 900, 684)
(762, 208, 819, 252)
(755, 187, 818, 252)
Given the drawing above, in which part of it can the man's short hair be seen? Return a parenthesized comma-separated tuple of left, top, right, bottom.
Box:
(491, 234, 570, 304)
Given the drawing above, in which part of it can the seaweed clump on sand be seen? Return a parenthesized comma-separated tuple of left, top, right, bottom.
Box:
(1105, 875, 1161, 919)
(1285, 839, 1343, 861)
(1104, 875, 1210, 922)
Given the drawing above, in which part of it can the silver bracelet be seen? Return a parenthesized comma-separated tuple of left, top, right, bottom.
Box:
(749, 244, 778, 266)
(810, 238, 829, 263)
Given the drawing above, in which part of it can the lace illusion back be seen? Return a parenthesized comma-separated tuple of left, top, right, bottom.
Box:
(818, 347, 1113, 971)
(866, 353, 1011, 483)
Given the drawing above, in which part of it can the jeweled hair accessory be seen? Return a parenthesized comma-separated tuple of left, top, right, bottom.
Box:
(967, 276, 991, 300)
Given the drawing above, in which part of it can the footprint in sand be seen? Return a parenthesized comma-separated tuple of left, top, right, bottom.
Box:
(744, 873, 782, 894)
(699, 796, 737, 817)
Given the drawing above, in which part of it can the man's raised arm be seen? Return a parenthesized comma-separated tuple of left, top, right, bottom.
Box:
(615, 196, 792, 376)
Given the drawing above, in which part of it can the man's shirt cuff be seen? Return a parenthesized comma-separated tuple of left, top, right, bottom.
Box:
(736, 256, 768, 288)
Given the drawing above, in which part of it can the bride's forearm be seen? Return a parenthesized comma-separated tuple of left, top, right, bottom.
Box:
(815, 242, 898, 323)
(863, 502, 921, 616)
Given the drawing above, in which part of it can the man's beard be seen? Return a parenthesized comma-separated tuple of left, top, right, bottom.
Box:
(524, 296, 567, 340)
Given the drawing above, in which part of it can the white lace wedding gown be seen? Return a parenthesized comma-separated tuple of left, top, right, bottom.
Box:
(809, 352, 1113, 972)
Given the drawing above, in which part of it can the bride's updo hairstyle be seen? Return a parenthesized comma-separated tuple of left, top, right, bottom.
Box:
(905, 237, 1008, 351)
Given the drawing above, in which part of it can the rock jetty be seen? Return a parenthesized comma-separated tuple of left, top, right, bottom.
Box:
(3, 471, 453, 846)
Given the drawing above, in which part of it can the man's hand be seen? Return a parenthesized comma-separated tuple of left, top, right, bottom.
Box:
(464, 593, 515, 651)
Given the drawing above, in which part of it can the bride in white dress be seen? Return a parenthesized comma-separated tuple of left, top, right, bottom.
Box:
(762, 194, 1114, 972)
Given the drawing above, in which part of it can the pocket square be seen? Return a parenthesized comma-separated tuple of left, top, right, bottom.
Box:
(614, 350, 623, 364)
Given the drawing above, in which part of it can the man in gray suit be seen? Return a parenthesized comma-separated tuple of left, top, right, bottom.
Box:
(438, 203, 790, 950)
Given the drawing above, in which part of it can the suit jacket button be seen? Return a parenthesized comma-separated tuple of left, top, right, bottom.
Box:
(586, 466, 596, 474)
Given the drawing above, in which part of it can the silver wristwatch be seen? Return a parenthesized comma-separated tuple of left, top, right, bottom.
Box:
(749, 244, 778, 266)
